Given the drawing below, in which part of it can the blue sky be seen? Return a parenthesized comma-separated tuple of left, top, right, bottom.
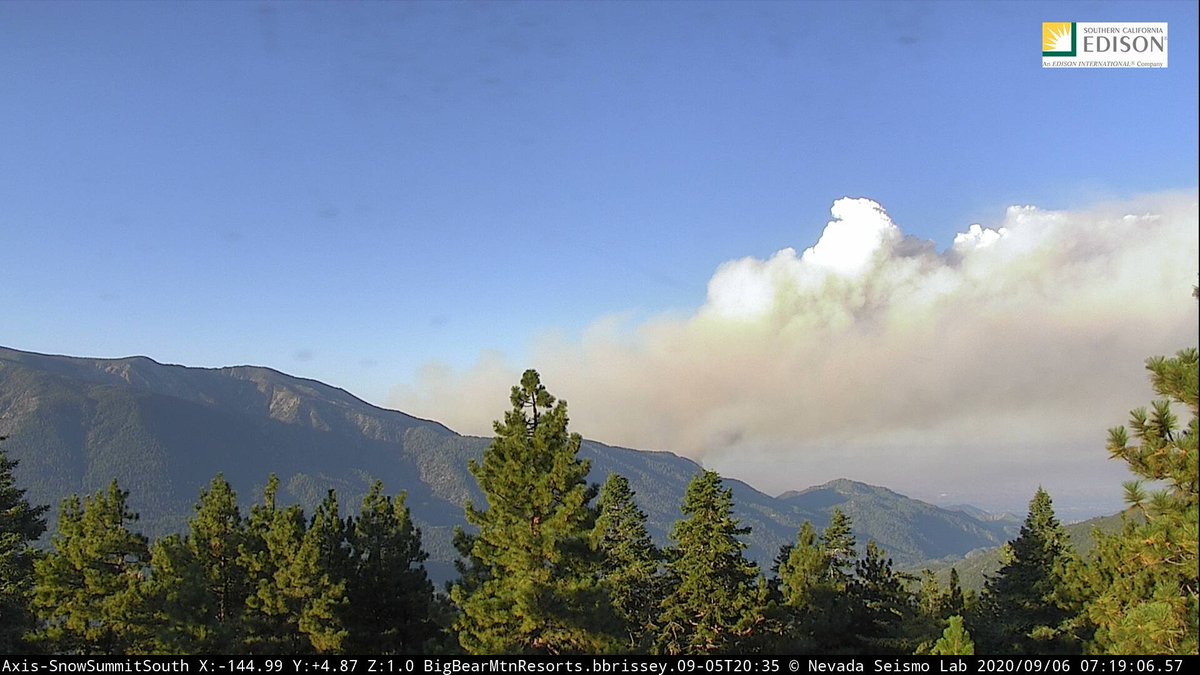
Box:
(3, 1, 1197, 514)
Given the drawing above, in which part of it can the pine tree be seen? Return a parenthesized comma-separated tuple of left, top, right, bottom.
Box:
(774, 521, 826, 652)
(142, 533, 212, 653)
(851, 541, 918, 654)
(655, 470, 766, 655)
(0, 439, 48, 653)
(240, 476, 347, 654)
(190, 474, 250, 649)
(943, 568, 966, 619)
(144, 474, 251, 653)
(822, 509, 857, 590)
(594, 473, 664, 652)
(32, 481, 150, 654)
(345, 481, 439, 654)
(1085, 346, 1198, 654)
(140, 474, 253, 654)
(930, 615, 975, 656)
(911, 570, 948, 653)
(451, 370, 619, 654)
(310, 490, 352, 587)
(809, 509, 859, 654)
(972, 488, 1081, 655)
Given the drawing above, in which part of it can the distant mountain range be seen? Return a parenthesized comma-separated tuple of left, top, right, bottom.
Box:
(923, 511, 1129, 592)
(1, 346, 1026, 582)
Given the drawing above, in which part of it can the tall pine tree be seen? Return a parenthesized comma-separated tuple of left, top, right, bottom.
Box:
(655, 470, 766, 655)
(143, 533, 212, 653)
(1, 439, 48, 653)
(451, 370, 618, 654)
(189, 474, 250, 650)
(143, 474, 250, 653)
(850, 541, 918, 654)
(811, 509, 859, 654)
(972, 488, 1081, 655)
(32, 481, 150, 655)
(345, 481, 439, 654)
(240, 475, 347, 654)
(594, 473, 664, 652)
(774, 521, 827, 653)
(1085, 346, 1197, 654)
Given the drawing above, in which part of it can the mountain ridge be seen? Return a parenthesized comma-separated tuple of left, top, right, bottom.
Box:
(1, 345, 1020, 581)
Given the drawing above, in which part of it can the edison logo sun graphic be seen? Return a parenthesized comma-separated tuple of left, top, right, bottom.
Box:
(1042, 22, 1076, 56)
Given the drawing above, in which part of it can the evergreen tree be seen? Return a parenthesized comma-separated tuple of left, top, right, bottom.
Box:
(155, 474, 250, 653)
(809, 509, 859, 654)
(972, 488, 1081, 655)
(0, 439, 48, 653)
(655, 470, 766, 655)
(240, 476, 347, 654)
(930, 616, 975, 656)
(32, 481, 150, 654)
(345, 481, 439, 654)
(191, 475, 249, 649)
(594, 473, 664, 652)
(310, 490, 352, 587)
(1085, 346, 1197, 654)
(943, 568, 966, 619)
(850, 541, 919, 654)
(451, 370, 619, 654)
(774, 521, 826, 652)
(911, 570, 948, 653)
(822, 509, 857, 589)
(916, 570, 943, 622)
(142, 533, 212, 653)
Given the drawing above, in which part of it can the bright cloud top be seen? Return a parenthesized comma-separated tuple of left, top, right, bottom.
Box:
(392, 193, 1199, 510)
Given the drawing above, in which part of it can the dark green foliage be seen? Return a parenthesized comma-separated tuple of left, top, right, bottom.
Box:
(594, 473, 664, 652)
(1, 439, 48, 653)
(777, 522, 825, 608)
(810, 509, 860, 653)
(822, 509, 857, 589)
(1085, 347, 1198, 654)
(943, 568, 966, 619)
(971, 488, 1082, 655)
(773, 521, 826, 652)
(850, 541, 919, 654)
(32, 481, 150, 655)
(187, 474, 249, 649)
(344, 481, 440, 653)
(141, 474, 251, 653)
(655, 470, 767, 654)
(142, 533, 212, 653)
(769, 510, 865, 654)
(451, 370, 619, 654)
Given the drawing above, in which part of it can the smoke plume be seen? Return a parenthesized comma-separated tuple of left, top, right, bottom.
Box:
(392, 193, 1199, 512)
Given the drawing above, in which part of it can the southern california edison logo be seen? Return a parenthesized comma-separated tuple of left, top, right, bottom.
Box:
(1042, 22, 1076, 56)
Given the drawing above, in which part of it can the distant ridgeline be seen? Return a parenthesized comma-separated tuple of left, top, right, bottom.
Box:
(3, 345, 1195, 656)
(0, 345, 1021, 582)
